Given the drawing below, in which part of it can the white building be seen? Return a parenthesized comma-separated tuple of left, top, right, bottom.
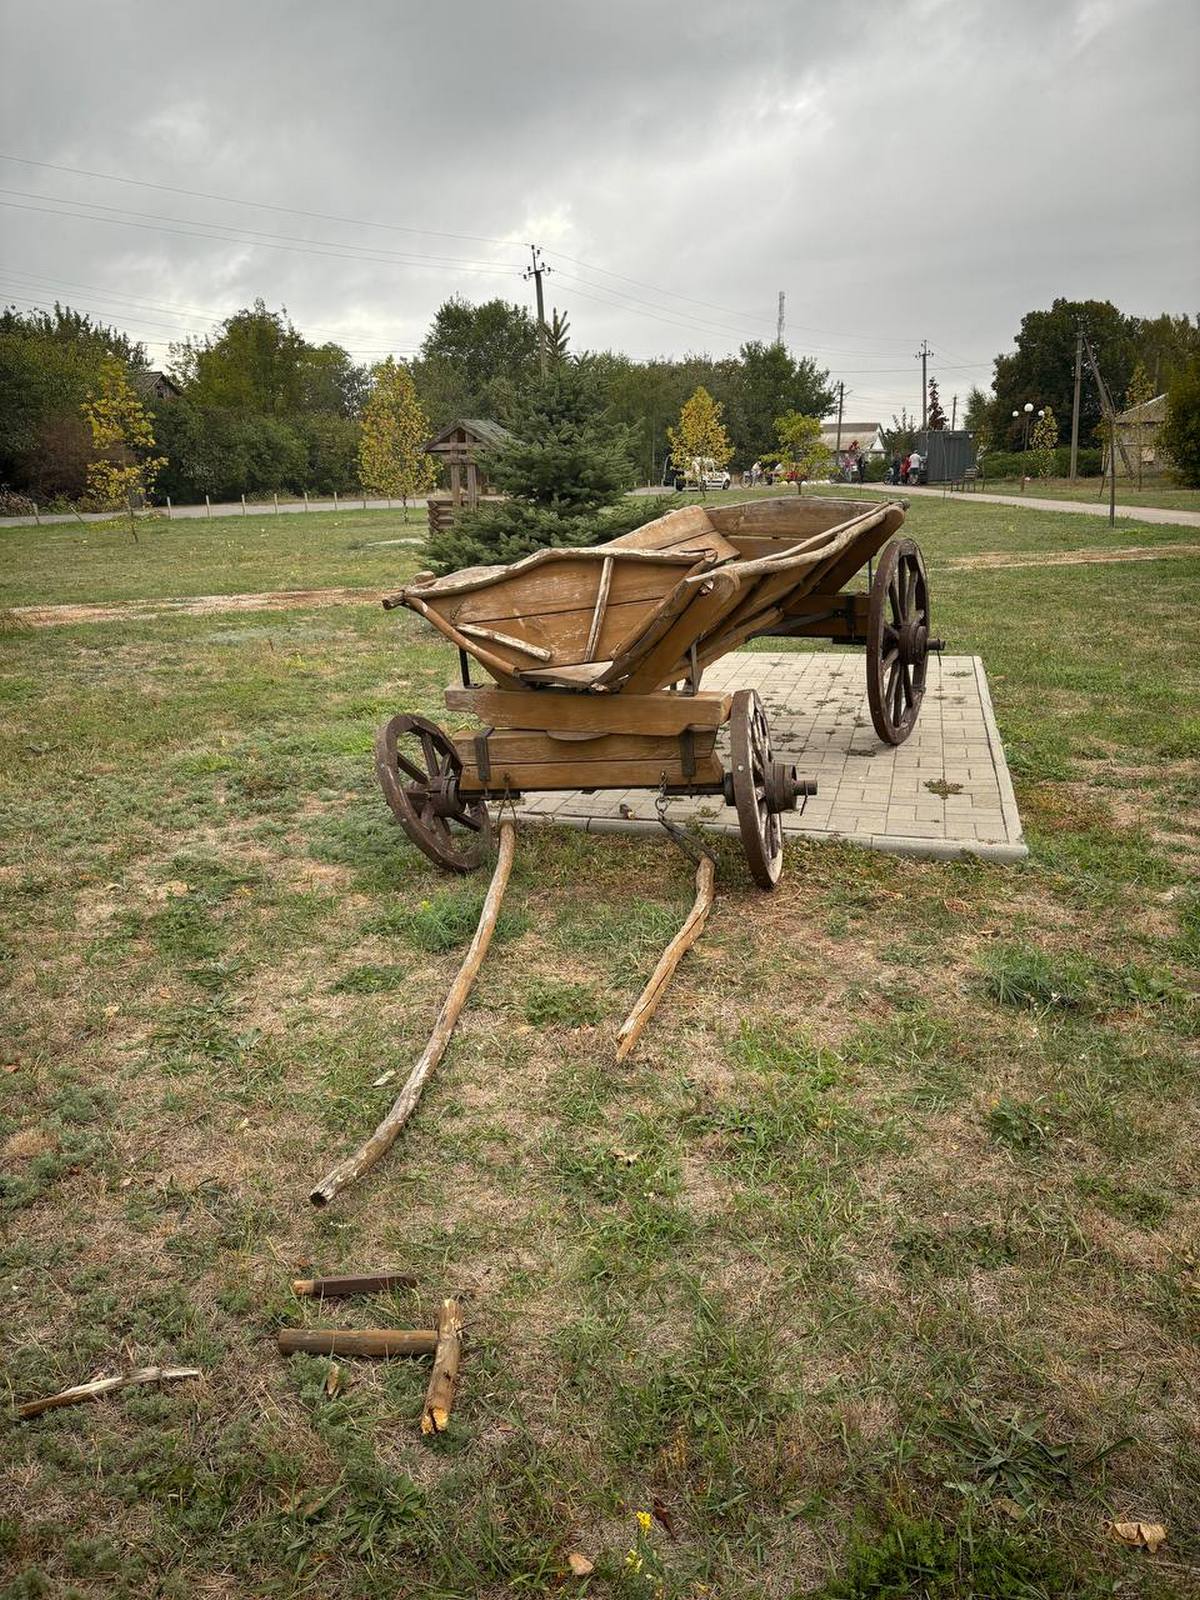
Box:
(818, 420, 887, 457)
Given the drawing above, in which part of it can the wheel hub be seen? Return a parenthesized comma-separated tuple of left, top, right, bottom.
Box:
(895, 618, 928, 665)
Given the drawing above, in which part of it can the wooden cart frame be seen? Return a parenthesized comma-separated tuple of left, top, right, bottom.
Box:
(376, 495, 938, 888)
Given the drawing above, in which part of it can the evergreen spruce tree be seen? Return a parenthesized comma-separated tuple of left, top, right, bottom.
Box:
(425, 360, 645, 573)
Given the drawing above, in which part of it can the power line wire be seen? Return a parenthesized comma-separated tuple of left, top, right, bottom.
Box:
(0, 152, 525, 249)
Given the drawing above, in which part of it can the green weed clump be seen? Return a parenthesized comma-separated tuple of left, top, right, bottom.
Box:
(978, 943, 1091, 1011)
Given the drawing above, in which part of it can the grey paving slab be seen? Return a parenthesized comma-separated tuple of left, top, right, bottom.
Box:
(496, 653, 1027, 864)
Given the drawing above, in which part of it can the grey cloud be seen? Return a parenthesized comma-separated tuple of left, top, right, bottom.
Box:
(0, 0, 1195, 416)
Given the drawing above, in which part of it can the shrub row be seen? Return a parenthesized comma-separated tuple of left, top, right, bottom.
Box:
(977, 446, 1103, 480)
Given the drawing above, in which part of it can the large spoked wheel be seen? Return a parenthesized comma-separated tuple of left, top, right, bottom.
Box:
(867, 538, 931, 746)
(375, 713, 493, 873)
(729, 688, 798, 891)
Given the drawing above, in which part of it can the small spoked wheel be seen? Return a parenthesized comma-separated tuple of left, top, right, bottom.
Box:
(728, 689, 800, 891)
(867, 538, 932, 746)
(375, 713, 493, 873)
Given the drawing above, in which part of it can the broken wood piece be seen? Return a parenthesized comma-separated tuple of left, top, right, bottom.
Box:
(277, 1328, 437, 1358)
(615, 854, 716, 1063)
(17, 1365, 200, 1421)
(292, 1271, 418, 1299)
(310, 819, 517, 1207)
(421, 1297, 464, 1435)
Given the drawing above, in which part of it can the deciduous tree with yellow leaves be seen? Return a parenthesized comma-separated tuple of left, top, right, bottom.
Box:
(82, 357, 166, 513)
(668, 386, 731, 492)
(358, 357, 436, 509)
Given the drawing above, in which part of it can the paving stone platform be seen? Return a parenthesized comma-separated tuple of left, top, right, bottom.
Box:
(505, 652, 1026, 863)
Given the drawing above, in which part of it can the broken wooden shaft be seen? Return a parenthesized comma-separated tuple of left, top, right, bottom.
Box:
(310, 820, 516, 1206)
(615, 854, 716, 1062)
(17, 1365, 200, 1420)
(277, 1328, 437, 1358)
(421, 1297, 464, 1435)
(292, 1271, 417, 1299)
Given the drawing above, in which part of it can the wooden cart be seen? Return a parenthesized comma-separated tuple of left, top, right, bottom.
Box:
(376, 495, 938, 888)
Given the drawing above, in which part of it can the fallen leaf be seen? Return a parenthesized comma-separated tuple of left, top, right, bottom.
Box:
(119, 1175, 134, 1189)
(1110, 1520, 1167, 1552)
(566, 1552, 594, 1577)
(102, 1003, 120, 1018)
(325, 1363, 342, 1399)
(3, 1062, 20, 1074)
(652, 1495, 676, 1538)
(611, 1148, 637, 1167)
(235, 1116, 250, 1132)
(994, 1496, 1025, 1521)
(372, 1069, 396, 1087)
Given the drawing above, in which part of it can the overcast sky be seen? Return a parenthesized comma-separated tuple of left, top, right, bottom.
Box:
(1, 0, 1196, 420)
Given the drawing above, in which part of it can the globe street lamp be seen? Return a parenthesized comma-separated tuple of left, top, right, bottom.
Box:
(1011, 401, 1042, 452)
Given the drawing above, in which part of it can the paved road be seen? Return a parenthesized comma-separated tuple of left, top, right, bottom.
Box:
(0, 496, 416, 529)
(5, 485, 1198, 531)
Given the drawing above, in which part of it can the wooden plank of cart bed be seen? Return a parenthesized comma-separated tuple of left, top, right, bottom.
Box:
(444, 685, 732, 735)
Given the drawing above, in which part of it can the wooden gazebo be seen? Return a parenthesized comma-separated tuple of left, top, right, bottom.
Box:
(425, 418, 512, 535)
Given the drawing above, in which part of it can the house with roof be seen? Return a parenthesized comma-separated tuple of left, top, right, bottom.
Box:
(817, 420, 886, 458)
(1112, 393, 1168, 471)
(131, 369, 182, 402)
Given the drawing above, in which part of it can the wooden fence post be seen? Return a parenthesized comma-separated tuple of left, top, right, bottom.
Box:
(166, 496, 172, 520)
(333, 488, 339, 512)
(205, 494, 211, 519)
(33, 503, 40, 525)
(304, 489, 309, 512)
(274, 493, 279, 514)
(241, 494, 247, 516)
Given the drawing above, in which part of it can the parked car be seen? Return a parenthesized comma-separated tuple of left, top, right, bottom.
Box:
(670, 456, 732, 492)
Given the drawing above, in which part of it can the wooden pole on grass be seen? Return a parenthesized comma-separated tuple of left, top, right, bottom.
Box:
(310, 820, 517, 1206)
(421, 1298, 464, 1434)
(615, 855, 715, 1062)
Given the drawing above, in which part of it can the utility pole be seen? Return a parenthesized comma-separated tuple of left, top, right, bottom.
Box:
(776, 290, 786, 347)
(951, 393, 958, 431)
(915, 339, 930, 429)
(1069, 327, 1083, 483)
(524, 245, 550, 374)
(835, 381, 844, 458)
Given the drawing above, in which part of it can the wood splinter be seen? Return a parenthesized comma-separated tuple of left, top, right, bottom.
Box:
(17, 1365, 200, 1421)
(615, 855, 715, 1062)
(421, 1297, 464, 1436)
(292, 1271, 417, 1299)
(310, 820, 516, 1207)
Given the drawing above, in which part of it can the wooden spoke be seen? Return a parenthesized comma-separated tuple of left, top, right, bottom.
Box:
(866, 538, 930, 746)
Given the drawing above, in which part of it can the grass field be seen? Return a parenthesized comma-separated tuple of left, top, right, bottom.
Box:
(969, 478, 1200, 515)
(1, 496, 1197, 1598)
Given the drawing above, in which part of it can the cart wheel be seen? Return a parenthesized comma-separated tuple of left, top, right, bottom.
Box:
(867, 538, 931, 746)
(375, 713, 493, 873)
(729, 689, 791, 890)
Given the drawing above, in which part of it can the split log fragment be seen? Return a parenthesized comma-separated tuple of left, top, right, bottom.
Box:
(17, 1365, 200, 1421)
(292, 1271, 417, 1299)
(421, 1297, 464, 1435)
(277, 1327, 437, 1358)
(310, 820, 516, 1206)
(615, 855, 715, 1062)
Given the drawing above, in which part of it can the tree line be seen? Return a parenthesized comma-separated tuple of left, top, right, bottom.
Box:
(3, 290, 1198, 511)
(0, 295, 835, 510)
